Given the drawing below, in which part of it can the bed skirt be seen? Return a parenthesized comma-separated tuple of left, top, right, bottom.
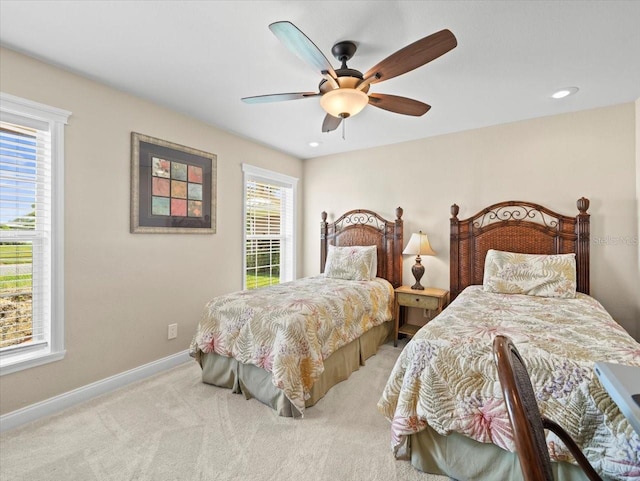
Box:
(195, 320, 392, 417)
(408, 424, 588, 481)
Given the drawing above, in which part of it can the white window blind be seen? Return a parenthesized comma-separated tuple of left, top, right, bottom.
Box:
(0, 121, 49, 348)
(242, 164, 297, 290)
(0, 93, 70, 375)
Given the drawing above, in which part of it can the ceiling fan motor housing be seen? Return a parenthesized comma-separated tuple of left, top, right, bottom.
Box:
(318, 41, 374, 118)
(319, 76, 368, 94)
(319, 40, 367, 94)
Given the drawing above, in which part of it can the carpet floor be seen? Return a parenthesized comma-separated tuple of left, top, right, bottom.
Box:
(0, 342, 449, 481)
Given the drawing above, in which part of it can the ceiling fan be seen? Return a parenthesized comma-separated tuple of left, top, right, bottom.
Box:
(242, 21, 457, 133)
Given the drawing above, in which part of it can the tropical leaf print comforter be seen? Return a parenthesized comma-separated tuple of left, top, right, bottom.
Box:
(190, 275, 394, 415)
(378, 286, 640, 480)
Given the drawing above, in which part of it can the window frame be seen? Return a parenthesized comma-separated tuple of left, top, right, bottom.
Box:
(242, 164, 297, 290)
(0, 92, 70, 375)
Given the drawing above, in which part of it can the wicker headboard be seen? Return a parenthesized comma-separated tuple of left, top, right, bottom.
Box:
(450, 198, 590, 301)
(320, 208, 404, 288)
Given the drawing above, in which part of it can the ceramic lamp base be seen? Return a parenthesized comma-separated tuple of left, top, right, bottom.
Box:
(411, 258, 425, 290)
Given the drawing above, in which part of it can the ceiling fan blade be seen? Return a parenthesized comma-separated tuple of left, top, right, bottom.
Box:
(368, 93, 431, 116)
(322, 114, 342, 132)
(242, 92, 319, 104)
(364, 29, 457, 84)
(269, 21, 337, 78)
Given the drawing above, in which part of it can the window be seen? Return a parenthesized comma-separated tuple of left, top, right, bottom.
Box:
(242, 164, 297, 290)
(0, 93, 70, 375)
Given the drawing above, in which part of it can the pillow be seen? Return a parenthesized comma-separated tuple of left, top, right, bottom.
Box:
(482, 249, 576, 298)
(369, 249, 378, 280)
(324, 245, 377, 281)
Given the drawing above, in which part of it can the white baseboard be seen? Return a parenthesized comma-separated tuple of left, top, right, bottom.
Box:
(0, 349, 192, 433)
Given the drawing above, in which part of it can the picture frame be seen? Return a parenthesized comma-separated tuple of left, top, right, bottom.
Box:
(130, 132, 217, 234)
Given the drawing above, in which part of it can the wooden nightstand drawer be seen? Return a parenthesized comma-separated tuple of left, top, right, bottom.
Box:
(396, 292, 440, 310)
(393, 286, 449, 347)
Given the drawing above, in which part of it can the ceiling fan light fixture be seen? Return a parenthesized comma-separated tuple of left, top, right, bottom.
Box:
(320, 88, 369, 118)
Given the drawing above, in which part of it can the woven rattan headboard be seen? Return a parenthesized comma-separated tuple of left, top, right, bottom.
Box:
(320, 208, 404, 288)
(450, 198, 590, 301)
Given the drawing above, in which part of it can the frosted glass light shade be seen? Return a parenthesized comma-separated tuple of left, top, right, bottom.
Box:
(320, 88, 369, 118)
(402, 232, 436, 256)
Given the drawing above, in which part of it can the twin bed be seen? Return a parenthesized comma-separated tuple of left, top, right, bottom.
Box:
(189, 199, 639, 480)
(379, 198, 640, 481)
(190, 207, 403, 417)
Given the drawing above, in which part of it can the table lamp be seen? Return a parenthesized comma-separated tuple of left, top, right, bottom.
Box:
(402, 231, 436, 290)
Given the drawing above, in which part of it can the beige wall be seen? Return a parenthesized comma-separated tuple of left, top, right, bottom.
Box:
(636, 99, 640, 289)
(303, 103, 640, 341)
(0, 48, 303, 414)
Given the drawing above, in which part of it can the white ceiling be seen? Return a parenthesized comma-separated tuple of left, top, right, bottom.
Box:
(1, 1, 639, 160)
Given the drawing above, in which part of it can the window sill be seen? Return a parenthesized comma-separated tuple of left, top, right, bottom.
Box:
(0, 347, 66, 376)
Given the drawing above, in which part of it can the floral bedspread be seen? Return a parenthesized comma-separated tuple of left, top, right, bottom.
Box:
(190, 276, 394, 415)
(378, 286, 640, 480)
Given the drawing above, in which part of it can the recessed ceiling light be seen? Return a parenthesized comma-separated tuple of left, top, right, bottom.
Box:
(308, 141, 320, 147)
(551, 87, 579, 99)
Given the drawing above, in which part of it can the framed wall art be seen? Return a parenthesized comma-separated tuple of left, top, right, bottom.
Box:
(130, 132, 217, 234)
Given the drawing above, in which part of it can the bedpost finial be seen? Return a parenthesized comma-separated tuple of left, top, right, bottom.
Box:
(451, 204, 459, 219)
(396, 206, 403, 219)
(321, 211, 327, 222)
(577, 197, 589, 214)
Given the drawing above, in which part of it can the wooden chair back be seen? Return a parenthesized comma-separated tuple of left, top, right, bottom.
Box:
(492, 335, 602, 481)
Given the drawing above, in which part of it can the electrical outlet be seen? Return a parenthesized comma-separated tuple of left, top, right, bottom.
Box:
(168, 323, 178, 340)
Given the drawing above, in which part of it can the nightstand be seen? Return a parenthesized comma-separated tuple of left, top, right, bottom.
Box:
(394, 286, 449, 346)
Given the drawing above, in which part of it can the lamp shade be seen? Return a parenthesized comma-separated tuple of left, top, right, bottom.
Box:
(402, 231, 436, 256)
(320, 88, 369, 118)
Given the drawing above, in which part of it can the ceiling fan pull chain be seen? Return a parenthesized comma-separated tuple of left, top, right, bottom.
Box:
(342, 118, 346, 140)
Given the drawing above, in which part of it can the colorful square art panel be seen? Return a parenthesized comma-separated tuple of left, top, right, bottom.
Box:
(171, 180, 187, 199)
(152, 157, 170, 178)
(188, 183, 203, 200)
(188, 165, 203, 183)
(152, 177, 170, 197)
(151, 196, 170, 216)
(188, 200, 203, 217)
(171, 198, 187, 217)
(171, 162, 188, 181)
(132, 132, 216, 233)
